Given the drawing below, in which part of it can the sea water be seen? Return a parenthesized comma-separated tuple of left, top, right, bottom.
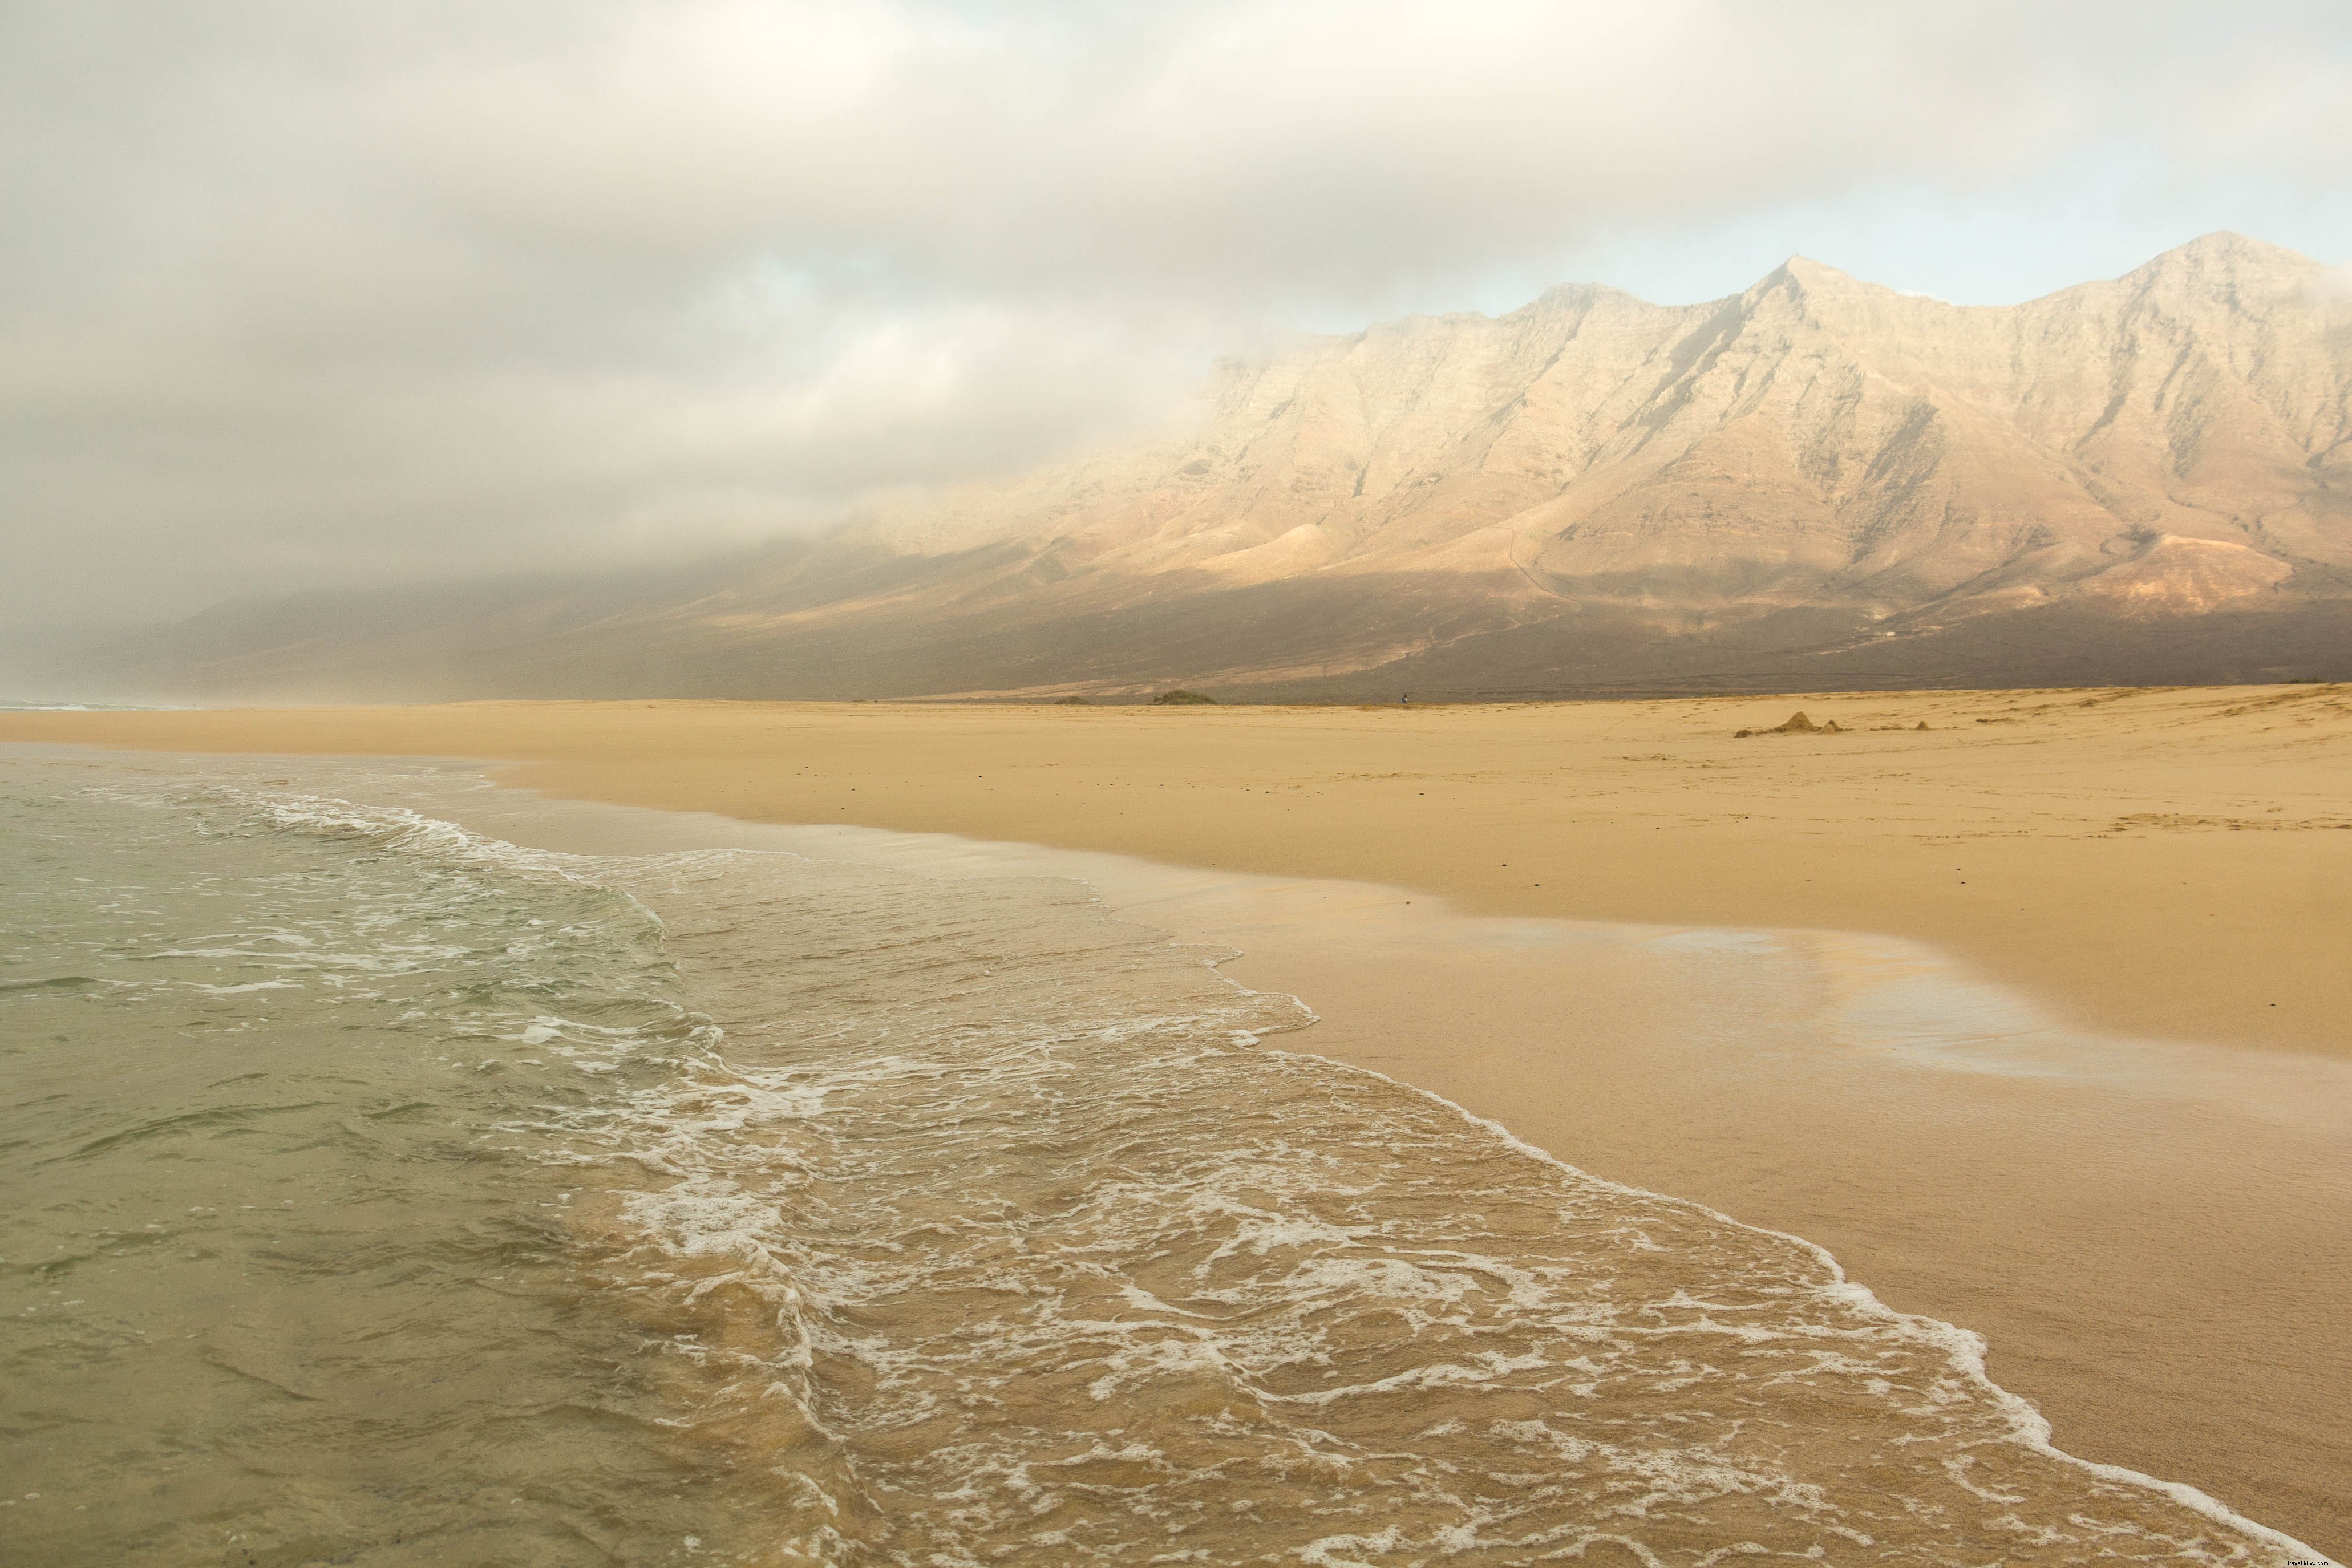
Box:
(0, 755, 2321, 1565)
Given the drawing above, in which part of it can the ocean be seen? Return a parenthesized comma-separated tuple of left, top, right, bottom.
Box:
(0, 753, 2319, 1565)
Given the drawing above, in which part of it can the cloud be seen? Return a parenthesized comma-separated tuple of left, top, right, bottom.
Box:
(3, 0, 2350, 627)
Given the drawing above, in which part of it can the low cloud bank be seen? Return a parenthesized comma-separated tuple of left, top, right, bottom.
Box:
(5, 1, 2349, 626)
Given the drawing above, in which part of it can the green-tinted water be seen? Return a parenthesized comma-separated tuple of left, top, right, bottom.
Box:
(1, 768, 732, 1563)
(0, 756, 2322, 1565)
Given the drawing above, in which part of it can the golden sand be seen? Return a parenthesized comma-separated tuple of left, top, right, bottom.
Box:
(8, 684, 2350, 1553)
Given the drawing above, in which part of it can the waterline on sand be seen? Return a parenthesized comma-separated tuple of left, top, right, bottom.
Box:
(0, 752, 2333, 1565)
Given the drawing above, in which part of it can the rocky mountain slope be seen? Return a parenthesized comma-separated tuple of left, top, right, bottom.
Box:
(91, 233, 2352, 700)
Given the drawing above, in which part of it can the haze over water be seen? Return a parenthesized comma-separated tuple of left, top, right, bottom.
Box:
(0, 755, 2319, 1565)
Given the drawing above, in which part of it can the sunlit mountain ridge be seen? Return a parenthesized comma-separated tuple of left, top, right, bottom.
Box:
(94, 233, 2352, 700)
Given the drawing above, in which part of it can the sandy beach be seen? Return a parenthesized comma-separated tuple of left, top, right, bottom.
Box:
(7, 684, 2350, 1554)
(10, 685, 2346, 1056)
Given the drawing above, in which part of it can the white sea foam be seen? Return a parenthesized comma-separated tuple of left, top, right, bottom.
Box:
(467, 829, 2324, 1563)
(31, 759, 2331, 1565)
(1270, 1046, 2332, 1561)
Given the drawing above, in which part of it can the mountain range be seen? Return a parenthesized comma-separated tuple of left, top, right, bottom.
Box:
(88, 232, 2352, 701)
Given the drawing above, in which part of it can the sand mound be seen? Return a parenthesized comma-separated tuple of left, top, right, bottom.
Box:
(1153, 690, 1218, 706)
(1736, 711, 1843, 738)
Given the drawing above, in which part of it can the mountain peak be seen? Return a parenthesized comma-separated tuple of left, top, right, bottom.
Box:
(1780, 254, 1850, 285)
(1750, 254, 1893, 306)
(2169, 229, 2302, 261)
(2134, 230, 2319, 284)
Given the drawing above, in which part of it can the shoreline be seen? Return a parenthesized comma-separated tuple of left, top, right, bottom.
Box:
(5, 690, 2350, 1554)
(3, 686, 2347, 1057)
(335, 764, 2352, 1557)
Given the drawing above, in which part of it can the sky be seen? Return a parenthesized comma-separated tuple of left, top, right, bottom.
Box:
(5, 0, 2350, 640)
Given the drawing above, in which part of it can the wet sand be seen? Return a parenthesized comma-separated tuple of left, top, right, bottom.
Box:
(6, 686, 2350, 1554)
(8, 685, 2346, 1055)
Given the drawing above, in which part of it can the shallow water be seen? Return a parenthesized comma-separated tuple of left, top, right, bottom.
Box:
(0, 756, 2321, 1564)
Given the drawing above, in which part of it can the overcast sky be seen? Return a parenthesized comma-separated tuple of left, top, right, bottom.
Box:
(6, 0, 2350, 636)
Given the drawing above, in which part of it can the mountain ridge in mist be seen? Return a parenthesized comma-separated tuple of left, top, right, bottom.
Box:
(78, 232, 2352, 702)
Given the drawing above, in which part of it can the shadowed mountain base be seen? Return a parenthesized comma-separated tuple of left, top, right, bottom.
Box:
(74, 565, 2352, 704)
